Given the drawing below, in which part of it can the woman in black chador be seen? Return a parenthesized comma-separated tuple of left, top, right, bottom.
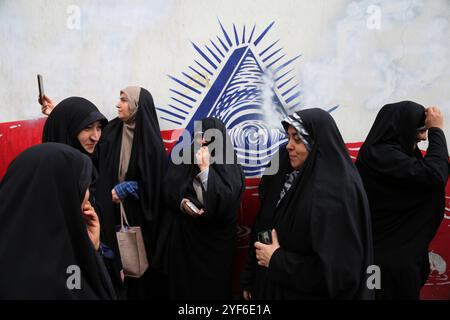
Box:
(160, 117, 245, 299)
(356, 102, 449, 299)
(241, 108, 374, 300)
(41, 96, 125, 296)
(0, 143, 115, 299)
(95, 86, 166, 299)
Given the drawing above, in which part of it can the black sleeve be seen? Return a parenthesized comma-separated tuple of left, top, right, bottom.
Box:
(377, 128, 449, 188)
(240, 243, 257, 291)
(200, 165, 244, 223)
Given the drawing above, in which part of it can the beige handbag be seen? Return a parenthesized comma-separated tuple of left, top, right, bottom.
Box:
(116, 202, 149, 278)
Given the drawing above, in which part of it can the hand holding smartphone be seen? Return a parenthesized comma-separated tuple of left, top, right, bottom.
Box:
(186, 201, 199, 214)
(181, 198, 203, 217)
(37, 74, 55, 116)
(37, 74, 44, 103)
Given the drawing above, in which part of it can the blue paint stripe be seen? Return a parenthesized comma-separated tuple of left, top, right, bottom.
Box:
(277, 76, 295, 90)
(156, 107, 186, 120)
(253, 21, 275, 46)
(188, 66, 206, 80)
(266, 54, 286, 68)
(170, 89, 197, 102)
(168, 75, 202, 94)
(195, 60, 213, 76)
(275, 55, 301, 73)
(262, 48, 283, 63)
(167, 104, 189, 115)
(275, 69, 293, 82)
(216, 36, 229, 52)
(288, 102, 301, 110)
(328, 105, 340, 113)
(182, 72, 206, 88)
(233, 24, 239, 46)
(281, 84, 298, 97)
(191, 42, 217, 69)
(205, 44, 222, 63)
(210, 40, 225, 58)
(171, 97, 194, 109)
(160, 116, 182, 125)
(259, 40, 279, 56)
(218, 18, 232, 47)
(286, 91, 301, 104)
(248, 24, 256, 43)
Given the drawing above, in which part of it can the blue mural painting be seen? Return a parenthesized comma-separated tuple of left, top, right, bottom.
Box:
(159, 20, 322, 177)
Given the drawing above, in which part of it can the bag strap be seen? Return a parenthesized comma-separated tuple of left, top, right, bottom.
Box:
(119, 202, 131, 231)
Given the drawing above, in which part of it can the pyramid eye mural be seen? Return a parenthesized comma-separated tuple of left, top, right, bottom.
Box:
(159, 20, 307, 177)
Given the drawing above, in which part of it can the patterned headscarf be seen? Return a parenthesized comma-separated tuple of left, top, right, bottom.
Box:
(281, 112, 314, 152)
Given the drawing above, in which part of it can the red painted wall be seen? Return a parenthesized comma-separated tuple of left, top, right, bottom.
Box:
(0, 118, 46, 178)
(1, 118, 449, 299)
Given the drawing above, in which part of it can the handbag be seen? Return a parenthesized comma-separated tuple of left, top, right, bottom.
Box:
(116, 202, 149, 278)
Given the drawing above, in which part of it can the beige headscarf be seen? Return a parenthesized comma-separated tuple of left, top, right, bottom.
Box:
(118, 86, 141, 182)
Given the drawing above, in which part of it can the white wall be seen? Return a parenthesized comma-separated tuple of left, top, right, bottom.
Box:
(1, 0, 449, 144)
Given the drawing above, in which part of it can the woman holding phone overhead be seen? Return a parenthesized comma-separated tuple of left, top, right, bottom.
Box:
(39, 94, 125, 298)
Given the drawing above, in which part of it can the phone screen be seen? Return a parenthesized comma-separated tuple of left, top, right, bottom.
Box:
(257, 230, 272, 244)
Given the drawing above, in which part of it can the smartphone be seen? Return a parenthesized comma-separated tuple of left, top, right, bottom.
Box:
(37, 74, 44, 102)
(186, 201, 199, 214)
(257, 230, 272, 244)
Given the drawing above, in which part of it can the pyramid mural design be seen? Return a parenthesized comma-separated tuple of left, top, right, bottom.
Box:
(160, 20, 303, 176)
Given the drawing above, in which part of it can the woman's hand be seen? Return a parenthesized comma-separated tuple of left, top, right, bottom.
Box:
(181, 198, 204, 218)
(425, 106, 444, 129)
(243, 290, 252, 300)
(82, 201, 100, 251)
(112, 188, 121, 204)
(255, 229, 280, 268)
(39, 94, 55, 116)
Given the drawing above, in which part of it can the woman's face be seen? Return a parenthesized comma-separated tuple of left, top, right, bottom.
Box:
(116, 92, 131, 121)
(286, 125, 309, 169)
(77, 120, 103, 154)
